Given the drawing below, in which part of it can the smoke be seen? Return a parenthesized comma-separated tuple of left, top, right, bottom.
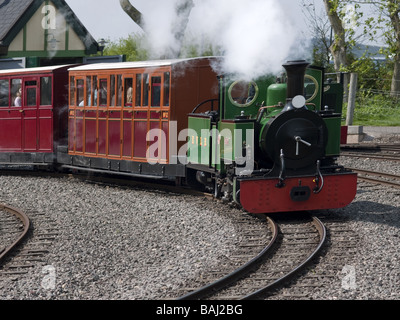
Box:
(140, 0, 304, 80)
(140, 0, 182, 58)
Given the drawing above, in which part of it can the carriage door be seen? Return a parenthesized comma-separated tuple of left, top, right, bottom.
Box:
(23, 78, 39, 151)
(147, 73, 166, 163)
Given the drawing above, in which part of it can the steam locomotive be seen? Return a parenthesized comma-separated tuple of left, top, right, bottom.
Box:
(0, 57, 357, 214)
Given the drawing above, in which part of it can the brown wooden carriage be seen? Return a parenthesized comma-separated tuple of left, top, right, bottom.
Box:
(61, 57, 219, 178)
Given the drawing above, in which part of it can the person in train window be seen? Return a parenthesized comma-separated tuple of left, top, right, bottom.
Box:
(125, 87, 133, 106)
(14, 88, 22, 107)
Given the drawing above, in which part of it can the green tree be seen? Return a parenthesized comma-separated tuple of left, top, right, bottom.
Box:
(103, 34, 149, 61)
(365, 0, 400, 97)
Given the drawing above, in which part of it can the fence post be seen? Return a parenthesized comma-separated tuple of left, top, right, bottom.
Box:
(341, 72, 350, 103)
(346, 73, 358, 126)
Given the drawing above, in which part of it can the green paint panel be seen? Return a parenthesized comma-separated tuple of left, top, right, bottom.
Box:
(219, 121, 254, 163)
(305, 67, 323, 110)
(187, 116, 212, 166)
(324, 116, 342, 156)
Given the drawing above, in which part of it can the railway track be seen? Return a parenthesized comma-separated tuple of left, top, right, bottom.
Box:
(347, 167, 400, 189)
(341, 143, 400, 153)
(0, 204, 59, 280)
(340, 143, 400, 188)
(341, 152, 400, 162)
(341, 143, 400, 161)
(177, 213, 326, 300)
(0, 204, 30, 263)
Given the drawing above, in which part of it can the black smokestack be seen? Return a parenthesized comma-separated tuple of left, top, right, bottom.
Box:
(282, 60, 309, 111)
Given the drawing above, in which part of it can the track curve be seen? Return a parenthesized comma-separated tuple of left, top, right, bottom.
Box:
(0, 203, 30, 262)
(178, 215, 279, 300)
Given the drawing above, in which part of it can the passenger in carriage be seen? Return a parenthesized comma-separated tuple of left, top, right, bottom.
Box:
(14, 88, 22, 107)
(125, 86, 133, 106)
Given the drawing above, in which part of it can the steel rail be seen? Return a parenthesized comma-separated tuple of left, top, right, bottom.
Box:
(347, 167, 400, 189)
(0, 204, 30, 262)
(241, 215, 326, 300)
(342, 152, 400, 162)
(177, 215, 279, 300)
(341, 143, 400, 152)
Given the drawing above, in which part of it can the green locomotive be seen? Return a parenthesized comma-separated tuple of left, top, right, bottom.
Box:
(187, 60, 357, 214)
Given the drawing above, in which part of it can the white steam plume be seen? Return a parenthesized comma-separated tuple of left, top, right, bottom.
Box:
(140, 0, 302, 79)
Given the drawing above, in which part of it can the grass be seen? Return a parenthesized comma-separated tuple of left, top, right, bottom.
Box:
(343, 94, 400, 126)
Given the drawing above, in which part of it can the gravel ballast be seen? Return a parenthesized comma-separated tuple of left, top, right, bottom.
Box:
(0, 175, 242, 300)
(0, 139, 400, 300)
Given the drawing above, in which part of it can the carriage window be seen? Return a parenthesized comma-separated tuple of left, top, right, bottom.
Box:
(116, 75, 122, 106)
(164, 72, 170, 107)
(40, 77, 52, 105)
(151, 76, 161, 107)
(99, 79, 108, 106)
(92, 76, 98, 106)
(26, 87, 37, 106)
(125, 78, 133, 106)
(0, 79, 9, 107)
(135, 74, 142, 107)
(86, 76, 92, 106)
(110, 75, 116, 106)
(143, 74, 149, 106)
(76, 79, 84, 106)
(12, 79, 22, 107)
(70, 76, 75, 106)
